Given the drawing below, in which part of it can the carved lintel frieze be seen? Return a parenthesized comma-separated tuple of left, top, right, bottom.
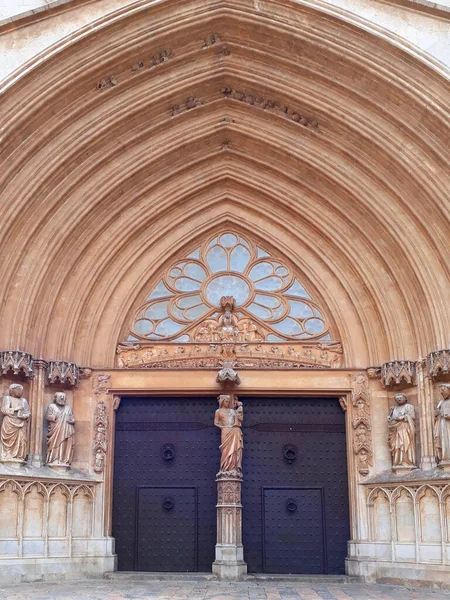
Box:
(0, 350, 34, 378)
(93, 400, 108, 474)
(428, 349, 450, 379)
(381, 360, 416, 388)
(47, 360, 80, 387)
(351, 372, 373, 476)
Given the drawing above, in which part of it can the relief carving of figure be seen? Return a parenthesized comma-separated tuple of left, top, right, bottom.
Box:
(214, 394, 243, 475)
(217, 297, 239, 341)
(46, 392, 75, 467)
(0, 384, 31, 463)
(434, 384, 450, 465)
(388, 393, 416, 469)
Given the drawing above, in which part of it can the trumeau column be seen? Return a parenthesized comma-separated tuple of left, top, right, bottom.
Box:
(212, 393, 247, 580)
(28, 358, 48, 467)
(416, 359, 436, 470)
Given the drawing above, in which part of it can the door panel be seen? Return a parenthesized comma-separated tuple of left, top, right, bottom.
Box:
(242, 396, 349, 574)
(136, 487, 196, 572)
(113, 397, 218, 571)
(263, 488, 325, 574)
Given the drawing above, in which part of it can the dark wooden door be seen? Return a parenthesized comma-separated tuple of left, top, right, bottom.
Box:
(112, 396, 218, 571)
(242, 396, 349, 574)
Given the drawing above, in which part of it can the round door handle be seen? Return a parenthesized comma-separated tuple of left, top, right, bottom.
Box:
(162, 443, 176, 462)
(163, 497, 174, 511)
(283, 444, 297, 464)
(286, 499, 297, 513)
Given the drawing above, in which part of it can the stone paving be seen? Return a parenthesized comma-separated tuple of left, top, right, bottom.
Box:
(1, 577, 450, 600)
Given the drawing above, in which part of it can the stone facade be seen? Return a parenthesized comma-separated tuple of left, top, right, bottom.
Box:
(2, 0, 450, 589)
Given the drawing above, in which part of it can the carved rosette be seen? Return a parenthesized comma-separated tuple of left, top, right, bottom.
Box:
(351, 372, 373, 476)
(47, 360, 80, 386)
(93, 400, 108, 474)
(381, 360, 416, 388)
(0, 350, 34, 378)
(428, 350, 450, 379)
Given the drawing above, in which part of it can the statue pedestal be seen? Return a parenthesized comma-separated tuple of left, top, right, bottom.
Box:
(0, 458, 26, 467)
(392, 465, 418, 474)
(47, 463, 71, 473)
(212, 472, 247, 581)
(438, 461, 450, 472)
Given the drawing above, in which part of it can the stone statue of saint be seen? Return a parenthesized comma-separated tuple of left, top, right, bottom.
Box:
(0, 383, 31, 463)
(214, 394, 243, 475)
(387, 393, 416, 469)
(434, 384, 450, 467)
(46, 392, 75, 467)
(217, 297, 239, 341)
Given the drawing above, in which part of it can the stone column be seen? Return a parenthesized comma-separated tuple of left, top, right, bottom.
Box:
(416, 359, 437, 470)
(212, 472, 247, 580)
(29, 358, 48, 467)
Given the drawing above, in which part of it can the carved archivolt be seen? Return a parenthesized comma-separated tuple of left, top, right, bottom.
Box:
(351, 372, 373, 476)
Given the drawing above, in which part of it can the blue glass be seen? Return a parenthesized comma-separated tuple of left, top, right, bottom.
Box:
(155, 319, 185, 336)
(205, 275, 250, 306)
(319, 333, 331, 341)
(257, 248, 270, 258)
(173, 335, 190, 342)
(170, 268, 182, 278)
(230, 245, 251, 272)
(275, 266, 288, 277)
(266, 334, 285, 342)
(174, 277, 202, 292)
(134, 319, 154, 335)
(184, 263, 206, 282)
(171, 305, 185, 320)
(247, 303, 272, 319)
(144, 301, 169, 320)
(187, 248, 201, 260)
(220, 233, 238, 247)
(272, 317, 302, 335)
(249, 262, 273, 281)
(304, 318, 325, 334)
(207, 237, 219, 249)
(254, 293, 280, 308)
(146, 281, 173, 301)
(255, 276, 283, 291)
(177, 294, 203, 309)
(186, 304, 209, 320)
(289, 301, 313, 319)
(206, 246, 227, 273)
(284, 280, 310, 298)
(239, 237, 250, 248)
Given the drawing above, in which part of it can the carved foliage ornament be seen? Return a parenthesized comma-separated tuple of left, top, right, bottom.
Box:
(93, 401, 108, 474)
(125, 232, 333, 344)
(351, 373, 373, 476)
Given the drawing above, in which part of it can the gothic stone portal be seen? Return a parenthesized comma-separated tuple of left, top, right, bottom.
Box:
(112, 396, 349, 573)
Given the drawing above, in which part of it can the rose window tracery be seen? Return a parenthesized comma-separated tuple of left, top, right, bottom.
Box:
(126, 233, 332, 343)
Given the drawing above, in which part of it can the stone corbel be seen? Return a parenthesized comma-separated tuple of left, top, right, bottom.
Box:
(0, 350, 34, 378)
(47, 360, 81, 387)
(428, 349, 450, 379)
(380, 360, 416, 388)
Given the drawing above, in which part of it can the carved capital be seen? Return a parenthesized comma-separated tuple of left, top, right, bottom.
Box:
(0, 350, 34, 378)
(381, 360, 416, 388)
(47, 360, 80, 386)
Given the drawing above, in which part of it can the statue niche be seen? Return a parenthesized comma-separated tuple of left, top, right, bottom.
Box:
(387, 393, 416, 471)
(214, 394, 243, 476)
(434, 384, 450, 470)
(0, 384, 31, 464)
(46, 392, 75, 469)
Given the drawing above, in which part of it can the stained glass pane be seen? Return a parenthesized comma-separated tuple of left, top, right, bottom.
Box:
(184, 263, 206, 281)
(134, 319, 154, 335)
(206, 275, 250, 306)
(146, 281, 173, 301)
(289, 301, 313, 319)
(257, 248, 270, 258)
(254, 294, 280, 308)
(255, 276, 283, 291)
(177, 295, 203, 309)
(187, 248, 201, 260)
(249, 262, 273, 280)
(220, 233, 238, 247)
(304, 318, 325, 334)
(206, 246, 227, 273)
(185, 304, 209, 320)
(285, 280, 310, 298)
(154, 319, 185, 336)
(173, 335, 190, 342)
(247, 303, 272, 319)
(174, 277, 202, 292)
(144, 301, 169, 320)
(272, 318, 303, 335)
(230, 245, 251, 272)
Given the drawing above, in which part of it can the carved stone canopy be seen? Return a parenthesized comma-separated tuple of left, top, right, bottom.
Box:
(47, 361, 81, 387)
(381, 360, 416, 388)
(0, 351, 34, 378)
